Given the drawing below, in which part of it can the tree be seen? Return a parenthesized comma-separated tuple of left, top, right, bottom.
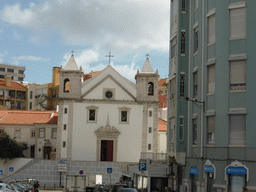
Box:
(0, 132, 28, 160)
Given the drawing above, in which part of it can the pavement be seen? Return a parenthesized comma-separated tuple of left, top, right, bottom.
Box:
(39, 190, 62, 192)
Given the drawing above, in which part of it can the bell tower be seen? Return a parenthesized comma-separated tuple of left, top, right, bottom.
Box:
(135, 56, 159, 102)
(59, 52, 83, 99)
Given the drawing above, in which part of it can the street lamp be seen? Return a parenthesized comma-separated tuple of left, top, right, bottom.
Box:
(183, 97, 205, 111)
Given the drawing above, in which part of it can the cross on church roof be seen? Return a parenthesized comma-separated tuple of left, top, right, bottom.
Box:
(71, 50, 74, 56)
(106, 52, 114, 65)
(146, 53, 150, 59)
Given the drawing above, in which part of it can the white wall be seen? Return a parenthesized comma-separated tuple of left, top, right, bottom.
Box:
(158, 132, 167, 153)
(72, 102, 143, 162)
(61, 105, 69, 159)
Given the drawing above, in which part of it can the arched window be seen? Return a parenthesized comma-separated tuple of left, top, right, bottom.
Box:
(64, 78, 70, 93)
(148, 82, 154, 96)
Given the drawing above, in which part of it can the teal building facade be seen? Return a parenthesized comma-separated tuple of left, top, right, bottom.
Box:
(168, 0, 256, 191)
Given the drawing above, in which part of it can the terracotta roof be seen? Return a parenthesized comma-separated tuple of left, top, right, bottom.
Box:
(83, 71, 101, 81)
(158, 78, 168, 87)
(158, 91, 167, 108)
(0, 110, 58, 125)
(0, 80, 27, 90)
(158, 118, 167, 132)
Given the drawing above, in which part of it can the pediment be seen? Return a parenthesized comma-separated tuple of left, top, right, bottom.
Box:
(95, 124, 120, 137)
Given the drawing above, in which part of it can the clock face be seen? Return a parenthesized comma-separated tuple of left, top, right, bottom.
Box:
(105, 91, 113, 98)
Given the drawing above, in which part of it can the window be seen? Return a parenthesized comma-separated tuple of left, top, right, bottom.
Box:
(29, 102, 32, 110)
(171, 37, 177, 58)
(105, 91, 113, 98)
(63, 78, 70, 93)
(193, 72, 198, 98)
(230, 61, 246, 90)
(182, 0, 186, 12)
(64, 108, 68, 114)
(63, 141, 66, 148)
(0, 68, 5, 72)
(14, 130, 20, 138)
(121, 111, 128, 122)
(148, 144, 151, 150)
(208, 65, 215, 93)
(63, 124, 67, 130)
(229, 115, 246, 145)
(180, 73, 185, 97)
(0, 129, 4, 134)
(18, 70, 24, 74)
(52, 128, 57, 138)
(7, 69, 14, 73)
(11, 76, 14, 80)
(179, 117, 184, 140)
(208, 14, 216, 44)
(0, 75, 4, 79)
(30, 91, 33, 99)
(18, 77, 24, 81)
(230, 8, 246, 39)
(149, 111, 152, 117)
(193, 119, 197, 145)
(207, 116, 215, 144)
(181, 31, 186, 54)
(194, 28, 199, 53)
(31, 130, 35, 138)
(148, 82, 154, 95)
(89, 109, 96, 121)
(39, 128, 45, 138)
(149, 127, 152, 133)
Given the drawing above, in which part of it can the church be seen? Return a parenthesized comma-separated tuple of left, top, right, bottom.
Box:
(56, 53, 159, 163)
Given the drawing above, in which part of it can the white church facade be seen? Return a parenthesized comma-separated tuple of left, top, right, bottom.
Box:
(56, 54, 159, 163)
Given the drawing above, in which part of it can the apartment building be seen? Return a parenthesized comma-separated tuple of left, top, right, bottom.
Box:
(168, 0, 256, 191)
(0, 64, 25, 82)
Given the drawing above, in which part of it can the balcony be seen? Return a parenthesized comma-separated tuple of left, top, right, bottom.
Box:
(140, 152, 167, 163)
(171, 14, 178, 36)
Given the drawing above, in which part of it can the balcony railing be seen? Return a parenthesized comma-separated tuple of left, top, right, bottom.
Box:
(140, 152, 167, 162)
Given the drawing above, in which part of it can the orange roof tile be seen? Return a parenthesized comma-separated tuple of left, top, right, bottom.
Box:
(158, 118, 167, 132)
(158, 78, 168, 87)
(158, 91, 167, 108)
(0, 110, 58, 125)
(83, 71, 101, 81)
(0, 80, 27, 90)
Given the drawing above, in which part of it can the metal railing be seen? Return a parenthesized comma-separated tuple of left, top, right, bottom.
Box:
(140, 152, 167, 162)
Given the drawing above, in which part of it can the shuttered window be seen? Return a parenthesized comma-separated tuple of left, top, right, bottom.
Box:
(229, 115, 246, 145)
(230, 61, 246, 90)
(193, 119, 197, 145)
(230, 8, 246, 39)
(207, 116, 215, 144)
(179, 117, 184, 140)
(181, 32, 186, 54)
(208, 14, 216, 44)
(208, 65, 215, 93)
(193, 72, 198, 98)
(194, 28, 199, 52)
(180, 74, 185, 97)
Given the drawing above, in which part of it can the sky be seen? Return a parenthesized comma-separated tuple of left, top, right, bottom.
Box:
(0, 0, 170, 84)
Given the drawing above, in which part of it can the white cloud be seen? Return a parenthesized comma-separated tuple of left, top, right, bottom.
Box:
(17, 55, 50, 62)
(1, 0, 169, 52)
(0, 51, 8, 63)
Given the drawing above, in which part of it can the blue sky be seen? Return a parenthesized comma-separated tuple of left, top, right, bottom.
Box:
(0, 0, 170, 84)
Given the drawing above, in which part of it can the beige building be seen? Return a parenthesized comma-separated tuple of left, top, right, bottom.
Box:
(0, 64, 25, 82)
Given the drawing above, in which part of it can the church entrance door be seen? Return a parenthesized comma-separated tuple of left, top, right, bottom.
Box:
(101, 140, 113, 161)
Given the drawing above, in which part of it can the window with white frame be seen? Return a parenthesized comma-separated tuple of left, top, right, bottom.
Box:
(87, 106, 98, 123)
(193, 119, 197, 145)
(149, 111, 152, 117)
(230, 8, 246, 39)
(230, 61, 246, 90)
(14, 130, 21, 138)
(194, 28, 199, 53)
(179, 117, 184, 140)
(149, 127, 152, 133)
(208, 14, 216, 44)
(171, 37, 177, 59)
(180, 73, 185, 97)
(208, 65, 215, 94)
(148, 144, 151, 150)
(52, 128, 57, 138)
(207, 116, 215, 144)
(181, 31, 186, 54)
(31, 130, 36, 138)
(63, 141, 66, 148)
(182, 0, 186, 12)
(193, 72, 198, 98)
(229, 115, 246, 145)
(63, 124, 67, 130)
(39, 128, 45, 138)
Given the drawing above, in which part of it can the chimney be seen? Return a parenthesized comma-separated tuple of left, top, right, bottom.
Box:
(52, 67, 60, 86)
(4, 76, 11, 86)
